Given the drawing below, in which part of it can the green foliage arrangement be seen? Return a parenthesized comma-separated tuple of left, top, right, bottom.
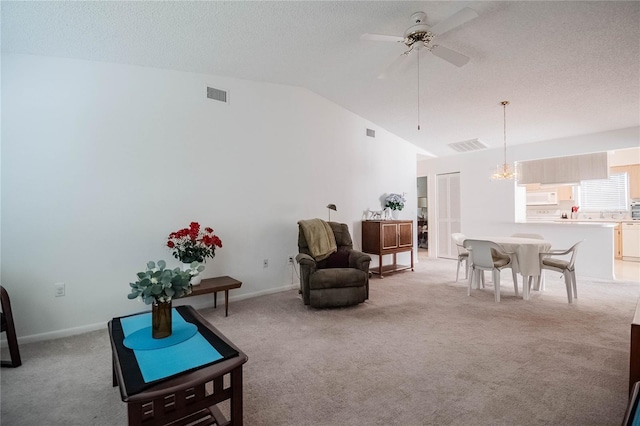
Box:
(127, 260, 204, 304)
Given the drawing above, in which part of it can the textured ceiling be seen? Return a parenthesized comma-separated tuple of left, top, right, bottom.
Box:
(2, 1, 639, 157)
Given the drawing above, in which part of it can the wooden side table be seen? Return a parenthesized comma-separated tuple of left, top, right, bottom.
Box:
(109, 306, 248, 425)
(186, 276, 242, 317)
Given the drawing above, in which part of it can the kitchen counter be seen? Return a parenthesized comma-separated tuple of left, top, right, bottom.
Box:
(512, 220, 621, 280)
(553, 219, 634, 224)
(525, 217, 635, 224)
(522, 220, 619, 227)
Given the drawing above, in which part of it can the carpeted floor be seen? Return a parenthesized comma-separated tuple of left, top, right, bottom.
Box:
(1, 257, 638, 425)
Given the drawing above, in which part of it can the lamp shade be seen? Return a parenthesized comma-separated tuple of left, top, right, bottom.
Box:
(418, 197, 427, 208)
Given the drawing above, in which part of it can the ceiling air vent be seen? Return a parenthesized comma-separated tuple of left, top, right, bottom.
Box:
(366, 128, 376, 138)
(207, 86, 228, 103)
(448, 138, 488, 153)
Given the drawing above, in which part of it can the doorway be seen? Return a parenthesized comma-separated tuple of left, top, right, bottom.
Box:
(436, 172, 461, 259)
(417, 176, 428, 255)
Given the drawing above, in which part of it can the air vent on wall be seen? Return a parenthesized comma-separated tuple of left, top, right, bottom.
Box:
(448, 138, 488, 153)
(207, 86, 228, 103)
(366, 128, 376, 138)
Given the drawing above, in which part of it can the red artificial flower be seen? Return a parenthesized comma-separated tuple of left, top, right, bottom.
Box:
(166, 222, 223, 264)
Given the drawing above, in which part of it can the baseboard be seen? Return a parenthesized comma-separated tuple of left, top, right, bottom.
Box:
(2, 283, 300, 346)
(2, 321, 109, 347)
(228, 283, 298, 302)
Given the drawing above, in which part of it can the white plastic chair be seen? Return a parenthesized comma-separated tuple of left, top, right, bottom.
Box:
(451, 233, 469, 282)
(536, 241, 582, 303)
(463, 239, 519, 302)
(511, 233, 546, 291)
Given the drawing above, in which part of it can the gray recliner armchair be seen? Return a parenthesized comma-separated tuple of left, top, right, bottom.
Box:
(296, 221, 371, 308)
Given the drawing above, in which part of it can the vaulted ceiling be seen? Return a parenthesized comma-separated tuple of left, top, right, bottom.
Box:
(2, 1, 639, 157)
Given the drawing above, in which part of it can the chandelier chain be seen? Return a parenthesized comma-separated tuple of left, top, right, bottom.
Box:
(503, 100, 507, 164)
(491, 100, 516, 180)
(417, 50, 421, 131)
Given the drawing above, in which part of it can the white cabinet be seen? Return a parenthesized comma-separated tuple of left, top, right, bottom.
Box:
(622, 222, 640, 261)
(436, 173, 461, 259)
(519, 152, 609, 184)
(615, 223, 622, 259)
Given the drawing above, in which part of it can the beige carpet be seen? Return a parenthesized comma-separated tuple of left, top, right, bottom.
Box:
(1, 257, 638, 425)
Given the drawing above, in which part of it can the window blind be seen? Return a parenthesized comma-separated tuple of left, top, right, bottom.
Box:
(578, 172, 628, 211)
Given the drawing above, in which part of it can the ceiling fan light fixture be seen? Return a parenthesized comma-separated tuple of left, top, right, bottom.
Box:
(491, 100, 518, 181)
(363, 7, 477, 78)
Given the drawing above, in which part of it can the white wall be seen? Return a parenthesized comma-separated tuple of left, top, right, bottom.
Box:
(1, 54, 418, 342)
(417, 127, 640, 279)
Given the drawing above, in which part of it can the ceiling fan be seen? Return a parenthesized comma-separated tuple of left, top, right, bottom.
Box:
(361, 8, 479, 79)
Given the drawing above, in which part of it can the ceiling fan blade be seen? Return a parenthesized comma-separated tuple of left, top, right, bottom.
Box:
(430, 45, 470, 67)
(429, 7, 478, 35)
(377, 52, 412, 79)
(361, 33, 404, 43)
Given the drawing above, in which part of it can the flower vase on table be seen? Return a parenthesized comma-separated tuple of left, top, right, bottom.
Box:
(127, 260, 194, 340)
(167, 221, 223, 286)
(152, 300, 172, 339)
(384, 193, 406, 221)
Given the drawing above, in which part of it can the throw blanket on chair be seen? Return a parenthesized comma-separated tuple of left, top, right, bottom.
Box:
(298, 219, 337, 261)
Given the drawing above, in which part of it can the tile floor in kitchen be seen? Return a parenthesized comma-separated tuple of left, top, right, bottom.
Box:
(615, 259, 640, 282)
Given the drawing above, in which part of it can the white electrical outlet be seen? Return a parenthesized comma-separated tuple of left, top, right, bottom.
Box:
(54, 283, 65, 297)
(263, 259, 269, 268)
(288, 256, 294, 264)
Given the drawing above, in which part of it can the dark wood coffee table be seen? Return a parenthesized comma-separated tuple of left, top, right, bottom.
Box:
(186, 276, 242, 317)
(109, 305, 248, 425)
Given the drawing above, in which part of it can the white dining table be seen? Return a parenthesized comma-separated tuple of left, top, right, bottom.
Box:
(473, 236, 552, 300)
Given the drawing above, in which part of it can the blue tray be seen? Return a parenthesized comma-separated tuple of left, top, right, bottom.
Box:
(123, 323, 198, 350)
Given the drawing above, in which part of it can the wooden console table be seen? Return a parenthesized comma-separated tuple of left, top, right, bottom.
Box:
(186, 276, 242, 317)
(362, 220, 414, 278)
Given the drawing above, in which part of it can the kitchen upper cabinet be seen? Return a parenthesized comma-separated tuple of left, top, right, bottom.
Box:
(519, 152, 609, 185)
(611, 164, 640, 200)
(557, 185, 574, 201)
(631, 165, 640, 200)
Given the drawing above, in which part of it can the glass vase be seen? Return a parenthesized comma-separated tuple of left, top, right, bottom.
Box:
(152, 300, 172, 339)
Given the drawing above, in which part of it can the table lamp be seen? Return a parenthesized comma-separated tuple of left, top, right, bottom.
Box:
(418, 197, 427, 218)
(326, 204, 337, 221)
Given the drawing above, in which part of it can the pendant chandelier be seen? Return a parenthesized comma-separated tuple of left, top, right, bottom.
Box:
(491, 100, 517, 180)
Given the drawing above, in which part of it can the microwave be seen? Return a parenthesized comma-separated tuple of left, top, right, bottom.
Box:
(632, 202, 640, 220)
(526, 191, 558, 206)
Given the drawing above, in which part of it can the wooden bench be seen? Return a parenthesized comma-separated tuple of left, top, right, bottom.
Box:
(185, 276, 242, 317)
